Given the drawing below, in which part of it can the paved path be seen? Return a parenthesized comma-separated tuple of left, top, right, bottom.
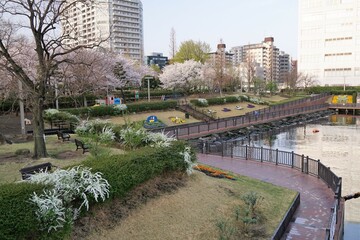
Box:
(197, 154, 335, 240)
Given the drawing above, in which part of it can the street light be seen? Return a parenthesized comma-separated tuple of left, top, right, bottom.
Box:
(144, 76, 153, 102)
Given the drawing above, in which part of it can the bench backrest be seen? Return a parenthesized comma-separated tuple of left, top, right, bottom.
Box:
(20, 162, 52, 180)
(75, 139, 84, 147)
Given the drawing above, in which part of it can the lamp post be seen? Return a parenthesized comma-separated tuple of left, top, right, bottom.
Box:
(145, 76, 152, 102)
(18, 80, 25, 135)
(343, 76, 346, 91)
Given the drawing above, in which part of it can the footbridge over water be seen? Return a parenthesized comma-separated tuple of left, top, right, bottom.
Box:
(153, 93, 332, 140)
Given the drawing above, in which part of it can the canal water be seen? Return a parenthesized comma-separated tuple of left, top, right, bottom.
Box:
(242, 115, 360, 239)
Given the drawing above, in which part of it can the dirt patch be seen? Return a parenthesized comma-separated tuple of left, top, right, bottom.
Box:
(56, 150, 83, 160)
(71, 172, 188, 239)
(0, 153, 31, 164)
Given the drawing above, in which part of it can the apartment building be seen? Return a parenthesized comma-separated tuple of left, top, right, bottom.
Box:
(230, 37, 280, 83)
(208, 43, 234, 67)
(62, 0, 144, 62)
(298, 0, 360, 86)
(279, 51, 292, 86)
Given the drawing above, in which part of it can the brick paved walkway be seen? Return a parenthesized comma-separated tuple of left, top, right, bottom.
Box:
(197, 154, 335, 240)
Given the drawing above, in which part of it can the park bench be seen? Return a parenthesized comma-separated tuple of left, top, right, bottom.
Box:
(19, 162, 52, 180)
(57, 131, 70, 141)
(75, 139, 90, 154)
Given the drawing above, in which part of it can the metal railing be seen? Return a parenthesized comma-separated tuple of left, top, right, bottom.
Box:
(201, 141, 342, 240)
(152, 93, 331, 139)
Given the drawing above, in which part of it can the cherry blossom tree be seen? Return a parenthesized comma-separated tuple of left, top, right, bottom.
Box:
(0, 0, 107, 158)
(159, 60, 203, 97)
(109, 54, 155, 102)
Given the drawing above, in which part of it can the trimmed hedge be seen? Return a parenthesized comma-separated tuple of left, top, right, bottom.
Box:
(0, 183, 70, 240)
(126, 100, 177, 113)
(191, 96, 240, 107)
(0, 141, 195, 239)
(308, 86, 358, 95)
(81, 141, 195, 198)
(63, 100, 177, 117)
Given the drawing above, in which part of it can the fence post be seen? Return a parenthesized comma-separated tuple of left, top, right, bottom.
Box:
(231, 142, 233, 158)
(176, 129, 179, 139)
(317, 159, 320, 178)
(338, 177, 342, 200)
(301, 154, 304, 173)
(245, 145, 248, 160)
(306, 156, 309, 174)
(260, 147, 263, 162)
(276, 149, 279, 165)
(221, 141, 224, 157)
(291, 151, 294, 168)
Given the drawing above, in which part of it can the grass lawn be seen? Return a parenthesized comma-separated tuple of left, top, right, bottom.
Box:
(196, 102, 267, 119)
(107, 110, 201, 126)
(87, 170, 297, 240)
(0, 135, 125, 183)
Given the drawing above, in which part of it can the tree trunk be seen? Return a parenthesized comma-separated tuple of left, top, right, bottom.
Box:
(83, 95, 87, 107)
(120, 88, 126, 103)
(32, 96, 47, 159)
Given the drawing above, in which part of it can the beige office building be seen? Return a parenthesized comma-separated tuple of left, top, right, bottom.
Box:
(298, 0, 360, 86)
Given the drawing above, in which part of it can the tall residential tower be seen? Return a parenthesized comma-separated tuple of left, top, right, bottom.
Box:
(298, 0, 360, 86)
(62, 0, 144, 61)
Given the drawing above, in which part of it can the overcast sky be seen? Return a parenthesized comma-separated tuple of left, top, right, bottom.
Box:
(142, 0, 298, 58)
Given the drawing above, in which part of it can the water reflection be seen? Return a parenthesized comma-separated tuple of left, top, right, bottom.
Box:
(238, 115, 360, 239)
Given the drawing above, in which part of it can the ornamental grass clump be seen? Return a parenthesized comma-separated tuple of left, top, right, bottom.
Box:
(29, 166, 110, 233)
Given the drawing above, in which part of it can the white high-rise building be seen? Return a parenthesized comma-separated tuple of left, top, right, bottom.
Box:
(62, 0, 143, 62)
(298, 0, 360, 87)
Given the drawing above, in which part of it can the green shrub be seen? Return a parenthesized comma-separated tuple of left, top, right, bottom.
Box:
(0, 183, 70, 240)
(207, 97, 228, 105)
(82, 141, 196, 198)
(126, 100, 177, 113)
(224, 96, 239, 103)
(190, 99, 209, 107)
(63, 100, 177, 117)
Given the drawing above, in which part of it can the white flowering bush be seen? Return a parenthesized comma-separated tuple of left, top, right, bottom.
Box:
(113, 104, 127, 115)
(44, 108, 80, 124)
(145, 131, 176, 148)
(99, 126, 116, 143)
(29, 166, 110, 232)
(44, 109, 60, 118)
(179, 146, 196, 175)
(75, 120, 92, 136)
(197, 98, 209, 107)
(75, 119, 116, 143)
(119, 125, 148, 149)
(30, 190, 67, 232)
